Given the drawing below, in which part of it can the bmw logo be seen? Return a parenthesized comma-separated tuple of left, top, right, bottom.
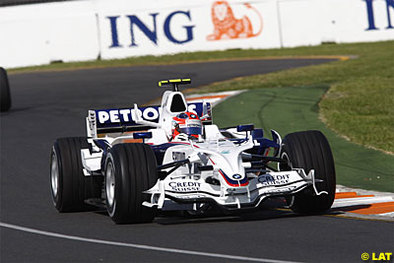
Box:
(232, 174, 242, 180)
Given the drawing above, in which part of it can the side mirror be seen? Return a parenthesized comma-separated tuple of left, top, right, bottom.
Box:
(236, 124, 254, 132)
(133, 132, 153, 140)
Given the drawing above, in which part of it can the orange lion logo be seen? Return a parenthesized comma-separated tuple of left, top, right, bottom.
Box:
(207, 1, 263, 41)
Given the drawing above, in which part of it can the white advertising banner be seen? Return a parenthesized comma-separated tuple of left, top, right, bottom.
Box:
(96, 0, 282, 60)
(0, 0, 393, 68)
(316, 0, 394, 43)
(277, 0, 323, 47)
(0, 1, 100, 68)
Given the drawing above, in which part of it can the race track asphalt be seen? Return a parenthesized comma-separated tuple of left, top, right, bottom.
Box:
(1, 59, 393, 263)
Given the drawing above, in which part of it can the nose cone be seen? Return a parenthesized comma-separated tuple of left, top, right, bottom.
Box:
(219, 169, 249, 187)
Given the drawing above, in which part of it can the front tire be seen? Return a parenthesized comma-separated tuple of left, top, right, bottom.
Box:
(0, 67, 11, 112)
(280, 130, 336, 214)
(105, 143, 158, 224)
(50, 137, 102, 212)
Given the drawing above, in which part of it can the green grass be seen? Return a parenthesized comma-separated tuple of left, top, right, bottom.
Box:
(213, 86, 394, 192)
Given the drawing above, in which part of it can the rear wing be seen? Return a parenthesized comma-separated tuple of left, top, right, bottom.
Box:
(158, 78, 191, 91)
(86, 102, 212, 138)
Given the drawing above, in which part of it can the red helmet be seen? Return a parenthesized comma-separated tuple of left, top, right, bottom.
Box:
(172, 112, 202, 139)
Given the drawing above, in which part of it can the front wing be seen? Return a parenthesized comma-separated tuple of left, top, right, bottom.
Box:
(144, 168, 327, 210)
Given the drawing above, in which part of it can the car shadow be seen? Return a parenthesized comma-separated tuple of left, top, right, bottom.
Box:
(90, 197, 347, 225)
(153, 197, 323, 225)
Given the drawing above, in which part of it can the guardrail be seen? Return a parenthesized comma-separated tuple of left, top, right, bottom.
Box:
(0, 0, 393, 68)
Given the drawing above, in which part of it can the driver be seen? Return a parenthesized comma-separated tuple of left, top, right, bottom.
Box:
(171, 112, 203, 141)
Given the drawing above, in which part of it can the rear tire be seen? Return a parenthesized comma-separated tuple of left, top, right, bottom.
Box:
(105, 143, 158, 224)
(0, 67, 11, 112)
(280, 130, 336, 214)
(50, 137, 102, 212)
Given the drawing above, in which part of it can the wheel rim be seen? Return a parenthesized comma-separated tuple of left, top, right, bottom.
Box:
(106, 161, 115, 208)
(50, 151, 59, 198)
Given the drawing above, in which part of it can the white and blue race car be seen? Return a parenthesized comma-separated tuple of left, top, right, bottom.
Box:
(50, 78, 336, 224)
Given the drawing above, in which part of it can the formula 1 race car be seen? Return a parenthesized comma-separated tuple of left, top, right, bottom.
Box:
(50, 78, 336, 224)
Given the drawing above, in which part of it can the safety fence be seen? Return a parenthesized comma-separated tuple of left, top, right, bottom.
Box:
(0, 0, 393, 68)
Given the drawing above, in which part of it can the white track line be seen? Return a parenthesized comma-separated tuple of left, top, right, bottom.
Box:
(0, 222, 297, 263)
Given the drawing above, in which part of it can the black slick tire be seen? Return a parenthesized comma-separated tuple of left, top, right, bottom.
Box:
(105, 143, 158, 224)
(0, 67, 11, 112)
(280, 130, 336, 214)
(50, 137, 102, 212)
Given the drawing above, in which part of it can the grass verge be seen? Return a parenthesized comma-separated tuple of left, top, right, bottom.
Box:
(213, 86, 394, 192)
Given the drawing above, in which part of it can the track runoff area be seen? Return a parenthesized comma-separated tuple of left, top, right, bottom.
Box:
(187, 91, 394, 220)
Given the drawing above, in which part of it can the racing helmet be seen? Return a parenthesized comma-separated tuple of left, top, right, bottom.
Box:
(172, 112, 202, 139)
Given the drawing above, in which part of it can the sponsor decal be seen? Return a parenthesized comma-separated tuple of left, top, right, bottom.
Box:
(94, 102, 210, 128)
(97, 107, 159, 124)
(218, 169, 249, 187)
(262, 185, 297, 194)
(169, 182, 201, 192)
(232, 174, 242, 180)
(364, 0, 394, 30)
(207, 1, 263, 41)
(107, 10, 195, 48)
(178, 194, 206, 199)
(258, 174, 290, 186)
